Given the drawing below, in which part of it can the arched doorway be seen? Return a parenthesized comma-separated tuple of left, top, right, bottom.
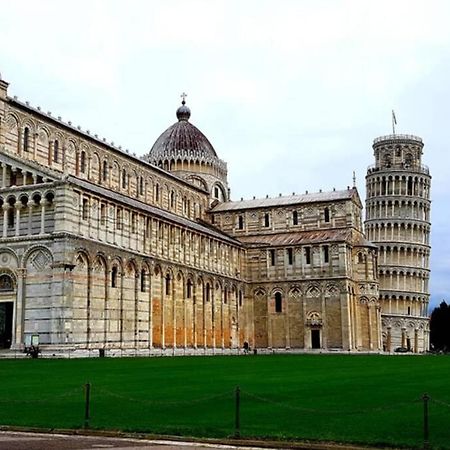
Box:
(0, 274, 15, 349)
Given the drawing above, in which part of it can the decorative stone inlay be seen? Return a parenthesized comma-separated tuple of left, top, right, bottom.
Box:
(30, 250, 51, 271)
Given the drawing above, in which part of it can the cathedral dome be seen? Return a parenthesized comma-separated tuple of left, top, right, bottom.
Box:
(146, 101, 218, 163)
(144, 97, 229, 203)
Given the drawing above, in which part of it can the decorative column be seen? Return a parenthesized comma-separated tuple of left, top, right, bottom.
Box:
(1, 163, 6, 188)
(14, 202, 22, 236)
(12, 268, 27, 349)
(39, 199, 48, 234)
(386, 326, 392, 353)
(2, 203, 9, 238)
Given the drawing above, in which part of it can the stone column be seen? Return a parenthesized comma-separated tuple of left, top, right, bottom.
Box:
(39, 199, 48, 234)
(211, 285, 216, 350)
(2, 204, 9, 237)
(148, 269, 153, 349)
(1, 163, 6, 188)
(193, 283, 197, 349)
(12, 268, 27, 349)
(414, 328, 419, 353)
(386, 327, 392, 353)
(15, 202, 22, 236)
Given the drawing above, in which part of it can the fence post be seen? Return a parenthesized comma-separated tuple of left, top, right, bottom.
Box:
(84, 382, 91, 429)
(422, 393, 430, 450)
(235, 386, 240, 438)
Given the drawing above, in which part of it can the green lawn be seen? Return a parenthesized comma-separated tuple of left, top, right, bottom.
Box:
(0, 354, 449, 449)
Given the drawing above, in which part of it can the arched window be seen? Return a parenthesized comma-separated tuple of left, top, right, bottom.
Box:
(23, 127, 30, 152)
(0, 274, 14, 292)
(140, 269, 146, 292)
(292, 210, 298, 225)
(239, 290, 243, 307)
(102, 161, 108, 182)
(186, 279, 193, 299)
(165, 274, 171, 296)
(264, 213, 270, 227)
(122, 169, 127, 189)
(53, 139, 59, 163)
(205, 283, 210, 302)
(170, 191, 175, 208)
(111, 266, 118, 288)
(139, 177, 144, 196)
(155, 183, 160, 202)
(275, 292, 282, 313)
(324, 207, 330, 223)
(7, 206, 14, 228)
(80, 151, 86, 173)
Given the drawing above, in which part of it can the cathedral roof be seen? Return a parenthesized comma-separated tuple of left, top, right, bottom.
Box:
(211, 188, 360, 212)
(145, 100, 219, 164)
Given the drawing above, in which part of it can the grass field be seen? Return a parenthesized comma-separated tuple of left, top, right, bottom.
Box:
(0, 354, 450, 449)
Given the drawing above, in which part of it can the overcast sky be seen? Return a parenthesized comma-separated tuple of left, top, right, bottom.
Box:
(0, 0, 448, 310)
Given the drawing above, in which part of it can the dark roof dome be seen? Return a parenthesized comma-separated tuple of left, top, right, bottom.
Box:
(146, 100, 220, 163)
(176, 101, 191, 121)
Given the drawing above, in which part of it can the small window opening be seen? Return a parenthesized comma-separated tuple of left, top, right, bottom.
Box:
(140, 270, 146, 292)
(323, 245, 329, 263)
(238, 215, 244, 230)
(7, 208, 14, 228)
(224, 289, 228, 304)
(324, 207, 330, 223)
(122, 169, 127, 189)
(275, 292, 282, 313)
(80, 151, 86, 173)
(139, 177, 144, 195)
(116, 208, 122, 230)
(187, 280, 192, 299)
(100, 204, 106, 225)
(23, 127, 30, 152)
(305, 247, 311, 265)
(205, 283, 210, 302)
(270, 249, 276, 266)
(111, 266, 118, 288)
(293, 210, 298, 225)
(287, 248, 293, 265)
(102, 161, 108, 181)
(264, 213, 270, 227)
(53, 140, 59, 163)
(82, 198, 89, 220)
(407, 178, 413, 195)
(407, 306, 411, 315)
(165, 274, 171, 296)
(239, 291, 243, 307)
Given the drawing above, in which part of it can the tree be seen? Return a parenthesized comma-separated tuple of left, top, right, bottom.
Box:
(430, 301, 450, 352)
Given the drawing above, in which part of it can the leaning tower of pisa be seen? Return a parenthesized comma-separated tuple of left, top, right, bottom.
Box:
(365, 134, 431, 353)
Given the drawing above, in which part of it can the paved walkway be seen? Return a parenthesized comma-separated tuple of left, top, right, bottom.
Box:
(0, 431, 397, 450)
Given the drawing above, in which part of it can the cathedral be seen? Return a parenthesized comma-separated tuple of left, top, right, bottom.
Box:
(0, 74, 431, 355)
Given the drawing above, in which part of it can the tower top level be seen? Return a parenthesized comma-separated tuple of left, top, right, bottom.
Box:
(369, 133, 428, 174)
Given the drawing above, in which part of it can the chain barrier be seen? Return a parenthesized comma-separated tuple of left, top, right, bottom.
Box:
(431, 398, 450, 409)
(0, 386, 82, 404)
(241, 390, 421, 416)
(95, 386, 233, 406)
